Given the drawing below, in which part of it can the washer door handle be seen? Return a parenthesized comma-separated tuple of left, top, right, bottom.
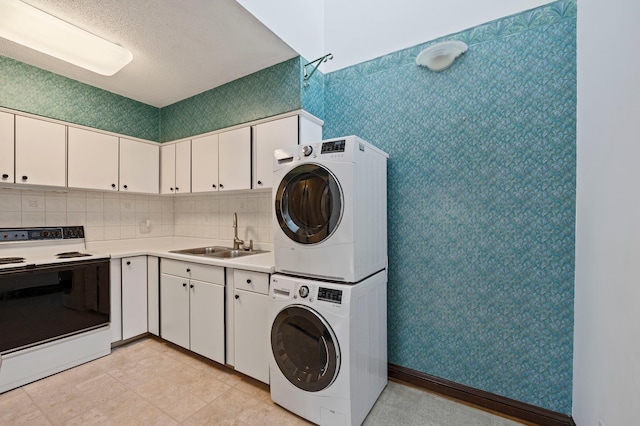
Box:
(320, 335, 329, 373)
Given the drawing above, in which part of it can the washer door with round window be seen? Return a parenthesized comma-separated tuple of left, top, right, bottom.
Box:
(274, 164, 343, 245)
(271, 305, 340, 392)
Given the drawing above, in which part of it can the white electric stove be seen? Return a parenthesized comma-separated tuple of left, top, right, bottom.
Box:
(0, 226, 112, 393)
(0, 226, 109, 270)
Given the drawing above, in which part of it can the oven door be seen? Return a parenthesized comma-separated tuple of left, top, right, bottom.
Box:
(274, 163, 343, 245)
(0, 259, 110, 354)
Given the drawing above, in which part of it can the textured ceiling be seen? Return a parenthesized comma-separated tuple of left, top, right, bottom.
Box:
(0, 0, 298, 107)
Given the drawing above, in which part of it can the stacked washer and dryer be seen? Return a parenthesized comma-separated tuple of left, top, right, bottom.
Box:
(269, 136, 389, 426)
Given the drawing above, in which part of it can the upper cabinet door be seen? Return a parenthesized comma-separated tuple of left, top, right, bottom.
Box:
(162, 140, 191, 194)
(119, 138, 159, 194)
(0, 111, 14, 184)
(15, 115, 66, 187)
(175, 140, 191, 194)
(68, 127, 119, 191)
(160, 143, 176, 194)
(253, 116, 298, 189)
(191, 134, 219, 193)
(218, 127, 251, 191)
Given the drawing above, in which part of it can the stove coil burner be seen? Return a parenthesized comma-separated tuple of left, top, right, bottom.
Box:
(56, 252, 92, 259)
(0, 257, 26, 265)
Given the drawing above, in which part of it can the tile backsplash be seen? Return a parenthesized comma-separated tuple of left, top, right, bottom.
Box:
(173, 190, 273, 244)
(0, 188, 273, 245)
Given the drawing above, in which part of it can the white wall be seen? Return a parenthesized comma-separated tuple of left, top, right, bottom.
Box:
(237, 0, 555, 73)
(236, 0, 325, 62)
(323, 0, 554, 72)
(573, 0, 640, 425)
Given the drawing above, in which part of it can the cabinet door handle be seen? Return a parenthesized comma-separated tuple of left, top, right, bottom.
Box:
(111, 183, 116, 188)
(183, 283, 187, 287)
(212, 184, 216, 188)
(190, 284, 194, 289)
(235, 294, 239, 300)
(22, 176, 28, 181)
(186, 268, 191, 273)
(123, 184, 128, 189)
(2, 174, 8, 179)
(170, 187, 174, 191)
(126, 261, 131, 266)
(257, 180, 262, 185)
(175, 187, 179, 191)
(246, 279, 252, 284)
(219, 184, 224, 189)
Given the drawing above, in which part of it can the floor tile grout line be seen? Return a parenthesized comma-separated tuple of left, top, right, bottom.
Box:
(16, 386, 53, 426)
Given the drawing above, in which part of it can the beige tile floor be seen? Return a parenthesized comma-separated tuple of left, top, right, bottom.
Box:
(0, 337, 525, 426)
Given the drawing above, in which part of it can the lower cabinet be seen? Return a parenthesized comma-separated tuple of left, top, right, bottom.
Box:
(233, 269, 270, 384)
(160, 259, 225, 364)
(122, 256, 149, 340)
(110, 256, 149, 343)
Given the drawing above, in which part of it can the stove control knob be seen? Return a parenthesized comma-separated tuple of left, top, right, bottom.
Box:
(302, 145, 313, 157)
(299, 285, 309, 298)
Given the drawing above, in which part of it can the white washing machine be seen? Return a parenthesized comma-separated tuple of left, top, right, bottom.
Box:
(272, 136, 388, 283)
(268, 271, 388, 426)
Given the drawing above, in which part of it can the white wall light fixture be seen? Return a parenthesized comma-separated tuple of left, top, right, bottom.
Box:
(0, 0, 133, 76)
(416, 40, 468, 72)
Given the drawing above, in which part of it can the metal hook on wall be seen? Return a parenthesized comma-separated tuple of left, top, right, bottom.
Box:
(303, 53, 333, 87)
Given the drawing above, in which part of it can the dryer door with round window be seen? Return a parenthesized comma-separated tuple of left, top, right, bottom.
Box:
(274, 164, 343, 245)
(271, 305, 340, 392)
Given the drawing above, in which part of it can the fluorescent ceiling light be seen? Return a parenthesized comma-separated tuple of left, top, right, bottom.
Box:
(0, 0, 132, 76)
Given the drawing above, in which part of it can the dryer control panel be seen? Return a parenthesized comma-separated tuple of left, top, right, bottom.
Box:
(320, 139, 346, 154)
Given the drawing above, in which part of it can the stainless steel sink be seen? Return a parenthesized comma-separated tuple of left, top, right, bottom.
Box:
(207, 249, 267, 259)
(169, 246, 267, 258)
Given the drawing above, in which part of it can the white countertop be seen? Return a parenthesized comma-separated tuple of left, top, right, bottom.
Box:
(87, 237, 275, 274)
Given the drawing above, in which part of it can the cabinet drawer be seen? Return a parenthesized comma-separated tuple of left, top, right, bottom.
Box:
(234, 270, 269, 295)
(161, 259, 224, 284)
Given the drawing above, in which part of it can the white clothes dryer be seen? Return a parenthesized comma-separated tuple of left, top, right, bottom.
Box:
(272, 136, 388, 283)
(268, 271, 388, 426)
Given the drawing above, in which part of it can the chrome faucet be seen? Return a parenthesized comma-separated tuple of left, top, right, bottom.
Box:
(233, 212, 244, 250)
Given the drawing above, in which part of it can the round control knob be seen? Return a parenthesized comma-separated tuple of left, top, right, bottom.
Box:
(302, 145, 313, 157)
(298, 285, 309, 298)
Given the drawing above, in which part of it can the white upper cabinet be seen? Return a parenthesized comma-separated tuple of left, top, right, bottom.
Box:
(68, 127, 119, 191)
(15, 115, 66, 187)
(0, 111, 14, 184)
(218, 126, 251, 191)
(191, 134, 219, 193)
(253, 115, 298, 189)
(191, 126, 250, 193)
(161, 140, 191, 194)
(119, 137, 159, 194)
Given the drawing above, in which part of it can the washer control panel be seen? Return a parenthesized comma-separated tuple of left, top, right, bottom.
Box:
(318, 287, 343, 304)
(271, 276, 347, 307)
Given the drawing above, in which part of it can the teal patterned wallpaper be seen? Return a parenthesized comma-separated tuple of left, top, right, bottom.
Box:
(300, 56, 325, 121)
(159, 57, 302, 142)
(0, 55, 160, 141)
(324, 0, 576, 415)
